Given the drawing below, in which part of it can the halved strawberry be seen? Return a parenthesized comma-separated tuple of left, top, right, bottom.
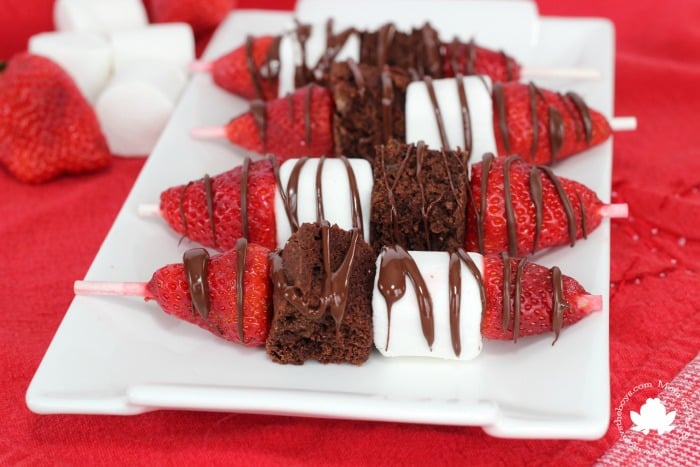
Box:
(481, 254, 600, 341)
(465, 154, 607, 257)
(159, 158, 277, 251)
(442, 40, 521, 82)
(210, 35, 279, 100)
(0, 53, 110, 183)
(222, 84, 334, 162)
(146, 243, 272, 346)
(492, 81, 611, 164)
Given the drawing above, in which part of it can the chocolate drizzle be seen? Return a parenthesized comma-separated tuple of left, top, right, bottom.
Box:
(240, 158, 251, 240)
(183, 248, 211, 319)
(271, 225, 362, 332)
(303, 85, 314, 147)
(423, 76, 449, 149)
(497, 82, 596, 164)
(203, 174, 217, 248)
(455, 74, 472, 159)
(346, 59, 366, 98)
(378, 248, 574, 348)
(249, 100, 267, 150)
(271, 155, 365, 236)
(377, 244, 434, 351)
(235, 237, 247, 343)
(245, 35, 265, 100)
(471, 153, 588, 256)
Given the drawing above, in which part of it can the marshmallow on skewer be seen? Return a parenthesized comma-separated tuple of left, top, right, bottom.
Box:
(28, 31, 112, 102)
(405, 75, 497, 161)
(274, 157, 373, 245)
(96, 60, 187, 156)
(109, 23, 195, 74)
(54, 0, 148, 34)
(277, 24, 360, 97)
(373, 249, 484, 361)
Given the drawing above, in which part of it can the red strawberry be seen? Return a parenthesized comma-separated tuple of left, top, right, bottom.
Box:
(144, 243, 272, 346)
(465, 154, 610, 257)
(209, 35, 279, 100)
(492, 81, 611, 164)
(159, 158, 277, 251)
(147, 0, 235, 38)
(442, 40, 521, 82)
(0, 53, 110, 184)
(481, 253, 600, 341)
(221, 84, 334, 163)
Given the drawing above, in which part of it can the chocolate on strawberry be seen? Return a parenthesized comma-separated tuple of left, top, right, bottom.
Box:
(159, 157, 278, 251)
(373, 245, 602, 360)
(194, 66, 622, 165)
(0, 53, 110, 184)
(492, 81, 612, 165)
(465, 153, 627, 257)
(75, 239, 272, 347)
(192, 85, 334, 163)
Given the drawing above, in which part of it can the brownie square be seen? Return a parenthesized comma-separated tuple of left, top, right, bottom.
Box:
(329, 61, 411, 162)
(266, 223, 376, 365)
(370, 140, 469, 252)
(360, 23, 443, 79)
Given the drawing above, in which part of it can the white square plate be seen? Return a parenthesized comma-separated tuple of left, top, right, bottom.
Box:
(26, 5, 615, 439)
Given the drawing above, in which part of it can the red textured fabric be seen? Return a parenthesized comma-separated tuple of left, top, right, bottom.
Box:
(1, 1, 699, 466)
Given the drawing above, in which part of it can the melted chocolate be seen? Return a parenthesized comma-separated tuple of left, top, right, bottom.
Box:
(548, 106, 565, 162)
(376, 23, 396, 69)
(346, 59, 366, 98)
(271, 155, 364, 236)
(240, 158, 251, 241)
(566, 92, 593, 145)
(377, 244, 434, 350)
(455, 74, 472, 159)
(304, 85, 314, 146)
(249, 100, 267, 150)
(423, 76, 449, 149)
(271, 225, 362, 331)
(471, 153, 587, 256)
(492, 83, 511, 153)
(244, 35, 265, 100)
(236, 237, 247, 343)
(183, 248, 210, 319)
(377, 249, 573, 349)
(203, 174, 217, 248)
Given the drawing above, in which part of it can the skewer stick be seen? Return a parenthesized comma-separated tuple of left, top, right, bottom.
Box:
(191, 126, 228, 139)
(579, 294, 603, 313)
(138, 204, 162, 217)
(610, 117, 637, 131)
(521, 67, 602, 80)
(600, 203, 629, 219)
(74, 280, 151, 298)
(188, 60, 213, 73)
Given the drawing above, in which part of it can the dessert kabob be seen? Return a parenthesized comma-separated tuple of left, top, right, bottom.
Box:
(81, 134, 625, 363)
(189, 19, 602, 102)
(189, 60, 634, 166)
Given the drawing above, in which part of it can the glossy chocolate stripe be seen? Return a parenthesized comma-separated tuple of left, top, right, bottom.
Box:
(249, 100, 267, 150)
(538, 165, 577, 246)
(203, 174, 217, 248)
(566, 92, 593, 145)
(502, 156, 520, 257)
(235, 237, 247, 343)
(455, 74, 472, 159)
(340, 156, 364, 233)
(577, 191, 589, 239)
(550, 266, 568, 344)
(378, 244, 434, 350)
(183, 248, 210, 319)
(512, 257, 528, 342)
(380, 66, 394, 143)
(315, 156, 326, 223)
(423, 76, 449, 149)
(528, 165, 543, 254)
(492, 83, 511, 153)
(244, 35, 265, 100)
(448, 250, 463, 356)
(304, 85, 314, 146)
(240, 158, 251, 240)
(528, 83, 539, 160)
(346, 59, 366, 98)
(500, 251, 512, 331)
(548, 106, 565, 162)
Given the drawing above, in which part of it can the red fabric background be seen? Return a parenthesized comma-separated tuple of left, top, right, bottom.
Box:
(1, 1, 699, 465)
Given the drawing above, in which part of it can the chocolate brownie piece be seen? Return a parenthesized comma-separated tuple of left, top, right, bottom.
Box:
(360, 23, 443, 79)
(329, 61, 411, 162)
(370, 140, 468, 252)
(266, 223, 376, 365)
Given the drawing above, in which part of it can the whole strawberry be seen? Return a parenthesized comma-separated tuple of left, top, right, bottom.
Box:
(147, 0, 236, 38)
(0, 53, 110, 184)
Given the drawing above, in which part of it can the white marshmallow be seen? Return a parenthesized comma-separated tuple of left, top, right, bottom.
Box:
(110, 24, 195, 74)
(278, 24, 360, 97)
(373, 250, 484, 361)
(28, 31, 112, 102)
(54, 0, 147, 34)
(274, 158, 373, 246)
(405, 76, 497, 165)
(96, 61, 187, 156)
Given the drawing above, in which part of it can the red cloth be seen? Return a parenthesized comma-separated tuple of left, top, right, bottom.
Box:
(1, 1, 699, 465)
